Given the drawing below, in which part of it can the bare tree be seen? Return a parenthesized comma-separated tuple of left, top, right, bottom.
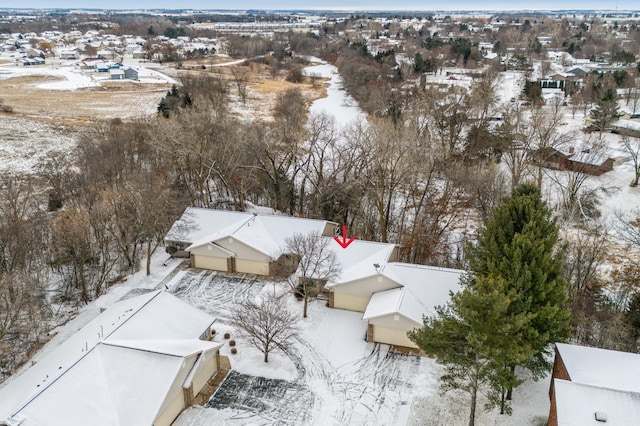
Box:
(614, 209, 640, 253)
(285, 232, 341, 318)
(235, 291, 298, 363)
(547, 136, 612, 220)
(622, 136, 640, 187)
(231, 65, 249, 104)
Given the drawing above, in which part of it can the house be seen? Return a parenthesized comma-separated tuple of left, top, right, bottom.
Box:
(530, 146, 614, 176)
(58, 48, 79, 59)
(165, 208, 337, 276)
(324, 240, 400, 312)
(124, 67, 139, 80)
(548, 343, 640, 426)
(0, 290, 223, 426)
(109, 68, 125, 80)
(362, 264, 463, 348)
(94, 61, 109, 72)
(326, 256, 463, 349)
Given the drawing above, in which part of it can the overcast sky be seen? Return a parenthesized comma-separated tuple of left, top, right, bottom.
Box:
(8, 1, 638, 11)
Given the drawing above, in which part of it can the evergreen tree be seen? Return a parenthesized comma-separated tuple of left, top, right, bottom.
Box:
(409, 275, 534, 426)
(626, 292, 640, 352)
(414, 52, 426, 73)
(466, 183, 571, 396)
(590, 87, 621, 136)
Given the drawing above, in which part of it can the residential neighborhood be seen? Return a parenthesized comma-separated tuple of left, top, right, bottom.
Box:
(0, 4, 640, 426)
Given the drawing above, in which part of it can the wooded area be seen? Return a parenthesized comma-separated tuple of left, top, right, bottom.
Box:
(1, 14, 640, 402)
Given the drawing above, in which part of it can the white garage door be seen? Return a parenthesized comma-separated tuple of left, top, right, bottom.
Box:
(193, 255, 228, 272)
(235, 259, 270, 276)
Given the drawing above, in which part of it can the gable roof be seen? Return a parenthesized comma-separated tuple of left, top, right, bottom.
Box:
(554, 379, 640, 426)
(555, 343, 640, 394)
(324, 239, 399, 287)
(362, 264, 464, 325)
(0, 291, 220, 425)
(166, 208, 337, 259)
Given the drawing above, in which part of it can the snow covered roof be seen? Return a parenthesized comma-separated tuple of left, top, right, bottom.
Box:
(0, 290, 220, 425)
(554, 379, 640, 426)
(324, 239, 399, 287)
(362, 264, 464, 325)
(173, 208, 337, 259)
(556, 343, 640, 394)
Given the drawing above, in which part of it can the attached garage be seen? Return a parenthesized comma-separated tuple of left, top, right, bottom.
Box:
(189, 243, 233, 272)
(370, 324, 418, 349)
(329, 276, 401, 313)
(193, 255, 228, 271)
(332, 292, 370, 312)
(235, 258, 270, 276)
(215, 238, 272, 276)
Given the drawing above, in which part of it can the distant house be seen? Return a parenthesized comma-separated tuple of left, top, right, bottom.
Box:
(109, 68, 125, 80)
(165, 208, 337, 276)
(19, 57, 45, 66)
(94, 61, 109, 72)
(59, 48, 79, 59)
(0, 290, 223, 426)
(530, 146, 614, 176)
(548, 343, 640, 426)
(124, 67, 139, 80)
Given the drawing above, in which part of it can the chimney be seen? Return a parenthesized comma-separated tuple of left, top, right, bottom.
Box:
(568, 146, 575, 154)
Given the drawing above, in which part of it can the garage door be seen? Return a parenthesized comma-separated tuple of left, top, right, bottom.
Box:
(235, 259, 270, 276)
(372, 325, 417, 349)
(193, 255, 228, 272)
(333, 293, 369, 312)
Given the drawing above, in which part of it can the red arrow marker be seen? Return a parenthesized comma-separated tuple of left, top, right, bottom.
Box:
(334, 225, 356, 249)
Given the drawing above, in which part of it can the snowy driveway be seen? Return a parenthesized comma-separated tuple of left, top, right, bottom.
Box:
(169, 270, 437, 426)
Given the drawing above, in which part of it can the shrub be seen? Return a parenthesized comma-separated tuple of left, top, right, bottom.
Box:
(229, 340, 236, 347)
(230, 348, 237, 355)
(224, 332, 230, 339)
(286, 66, 304, 83)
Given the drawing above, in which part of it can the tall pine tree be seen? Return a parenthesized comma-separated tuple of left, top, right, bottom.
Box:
(409, 275, 534, 426)
(590, 87, 621, 137)
(466, 183, 571, 397)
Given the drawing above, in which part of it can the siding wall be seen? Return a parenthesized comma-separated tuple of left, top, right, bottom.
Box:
(153, 390, 185, 426)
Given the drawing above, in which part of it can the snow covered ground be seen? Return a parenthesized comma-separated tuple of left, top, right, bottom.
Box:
(0, 60, 177, 90)
(303, 62, 366, 129)
(169, 270, 550, 426)
(0, 115, 76, 174)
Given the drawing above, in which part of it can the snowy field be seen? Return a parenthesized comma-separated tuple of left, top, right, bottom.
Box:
(0, 59, 177, 90)
(0, 115, 76, 174)
(168, 270, 550, 426)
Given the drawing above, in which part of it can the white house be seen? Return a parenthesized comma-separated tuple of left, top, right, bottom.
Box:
(165, 208, 337, 276)
(0, 291, 223, 426)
